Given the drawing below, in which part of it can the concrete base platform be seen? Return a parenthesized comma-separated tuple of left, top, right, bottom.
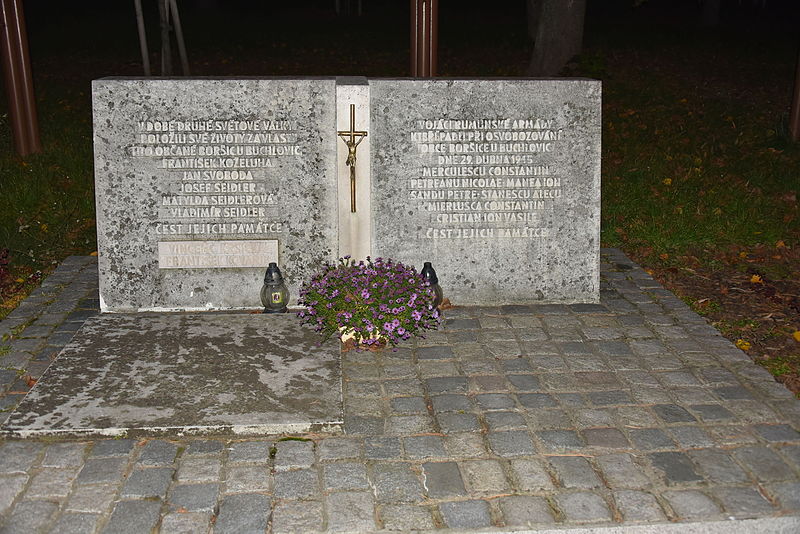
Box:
(1, 313, 342, 438)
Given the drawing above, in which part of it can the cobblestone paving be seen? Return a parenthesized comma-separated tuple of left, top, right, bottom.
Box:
(1, 250, 799, 533)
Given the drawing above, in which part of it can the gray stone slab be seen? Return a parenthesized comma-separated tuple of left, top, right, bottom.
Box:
(93, 78, 337, 311)
(1, 313, 341, 438)
(370, 79, 601, 305)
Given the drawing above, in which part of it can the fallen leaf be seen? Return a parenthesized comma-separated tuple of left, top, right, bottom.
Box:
(794, 331, 800, 343)
(25, 375, 37, 387)
(663, 178, 672, 185)
(735, 339, 752, 350)
(776, 240, 786, 248)
(750, 274, 764, 284)
(90, 251, 98, 256)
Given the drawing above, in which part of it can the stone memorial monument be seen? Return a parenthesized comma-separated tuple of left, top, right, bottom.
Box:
(93, 77, 600, 311)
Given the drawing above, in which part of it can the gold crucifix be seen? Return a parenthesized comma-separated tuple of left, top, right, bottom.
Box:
(338, 104, 367, 213)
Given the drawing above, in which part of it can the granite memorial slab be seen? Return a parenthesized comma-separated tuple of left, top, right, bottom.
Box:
(370, 79, 601, 305)
(93, 78, 337, 312)
(1, 314, 342, 438)
(93, 77, 600, 310)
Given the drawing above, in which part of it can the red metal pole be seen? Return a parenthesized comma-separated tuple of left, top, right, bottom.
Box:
(790, 48, 800, 142)
(0, 0, 41, 156)
(410, 0, 438, 77)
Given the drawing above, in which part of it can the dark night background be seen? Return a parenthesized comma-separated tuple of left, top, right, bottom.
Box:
(2, 0, 800, 391)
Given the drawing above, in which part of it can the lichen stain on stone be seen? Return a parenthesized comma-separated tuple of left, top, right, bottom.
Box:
(2, 313, 341, 437)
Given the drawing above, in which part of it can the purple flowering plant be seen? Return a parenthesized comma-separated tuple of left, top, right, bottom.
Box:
(297, 256, 441, 347)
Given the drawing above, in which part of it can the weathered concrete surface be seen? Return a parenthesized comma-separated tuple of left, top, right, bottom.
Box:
(1, 313, 341, 438)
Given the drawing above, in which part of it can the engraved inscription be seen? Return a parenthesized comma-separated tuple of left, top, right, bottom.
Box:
(158, 239, 278, 269)
(410, 118, 566, 239)
(131, 118, 303, 240)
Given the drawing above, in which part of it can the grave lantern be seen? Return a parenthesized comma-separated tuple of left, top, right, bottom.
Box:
(421, 262, 443, 309)
(261, 262, 289, 313)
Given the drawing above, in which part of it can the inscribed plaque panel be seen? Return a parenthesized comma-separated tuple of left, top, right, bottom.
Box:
(369, 79, 601, 305)
(93, 78, 337, 311)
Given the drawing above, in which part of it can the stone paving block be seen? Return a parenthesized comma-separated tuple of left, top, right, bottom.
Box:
(498, 495, 556, 527)
(419, 361, 460, 378)
(379, 504, 436, 531)
(324, 462, 369, 491)
(430, 394, 472, 413)
(613, 490, 666, 521)
(471, 375, 508, 391)
(769, 482, 800, 510)
(488, 430, 535, 457)
(90, 439, 136, 458)
(169, 483, 218, 512)
(688, 403, 736, 422)
(176, 457, 221, 482)
(224, 465, 271, 493)
(214, 493, 270, 534)
(582, 427, 630, 448)
(403, 435, 447, 459)
(648, 451, 702, 484)
(371, 463, 424, 503)
(555, 491, 612, 523)
(76, 457, 127, 484)
(439, 499, 493, 529)
(426, 376, 468, 394)
(103, 500, 162, 534)
(733, 446, 794, 482)
(318, 437, 362, 461)
(707, 424, 758, 446)
(136, 440, 178, 466)
(662, 489, 722, 519)
(587, 390, 634, 406)
(444, 433, 488, 458)
(25, 467, 79, 498)
(485, 411, 527, 430)
(629, 428, 676, 450)
(597, 453, 651, 489)
(42, 442, 88, 467)
(65, 483, 118, 513)
(460, 459, 510, 493)
(271, 500, 324, 533)
(120, 467, 174, 499)
(422, 461, 466, 498)
(326, 491, 377, 532)
(389, 396, 427, 413)
(274, 439, 314, 471)
(532, 408, 575, 429)
(387, 414, 436, 434)
(536, 429, 583, 451)
(159, 512, 212, 534)
(653, 404, 697, 423)
(754, 423, 800, 442)
(549, 456, 602, 489)
(273, 468, 319, 499)
(2, 500, 59, 534)
(713, 486, 774, 517)
(518, 392, 558, 409)
(0, 441, 43, 473)
(502, 358, 534, 373)
(0, 474, 27, 514)
(436, 413, 481, 434)
(184, 440, 224, 456)
(688, 449, 749, 483)
(668, 425, 714, 448)
(507, 374, 541, 391)
(714, 386, 756, 401)
(344, 415, 385, 435)
(51, 512, 101, 534)
(417, 346, 454, 360)
(365, 437, 403, 459)
(509, 458, 555, 491)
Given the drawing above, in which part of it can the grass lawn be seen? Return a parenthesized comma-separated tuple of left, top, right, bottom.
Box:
(1, 1, 798, 392)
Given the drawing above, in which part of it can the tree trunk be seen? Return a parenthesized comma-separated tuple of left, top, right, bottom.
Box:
(701, 0, 721, 27)
(526, 0, 586, 77)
